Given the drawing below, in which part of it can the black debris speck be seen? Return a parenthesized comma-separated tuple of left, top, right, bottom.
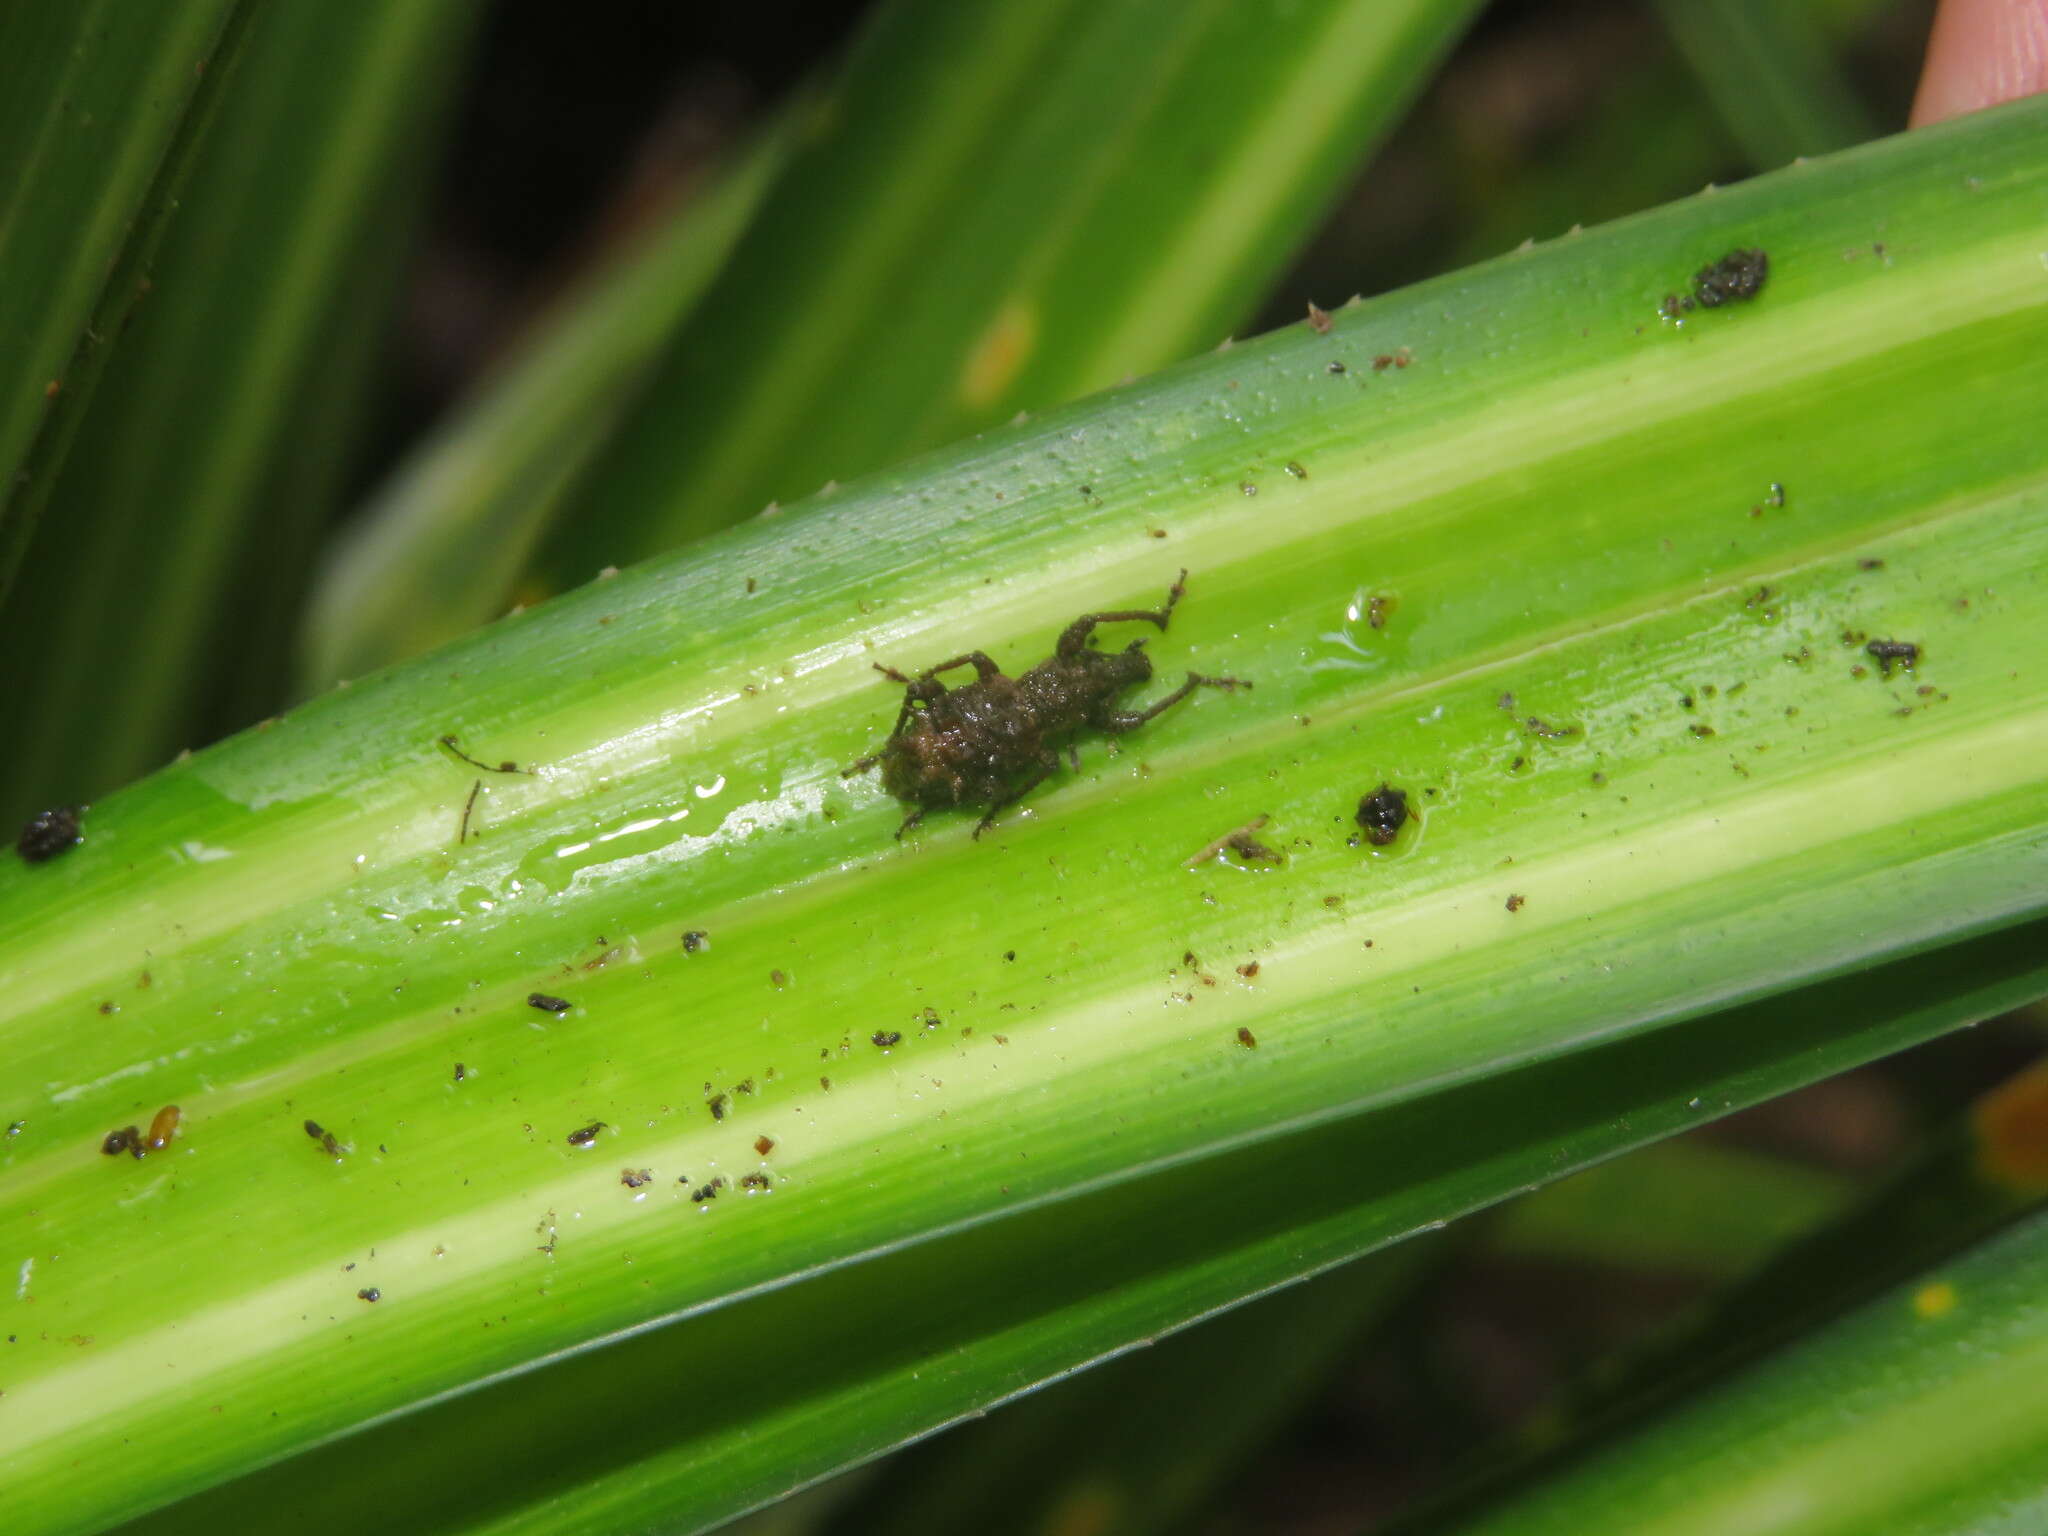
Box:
(527, 992, 571, 1013)
(872, 1030, 903, 1049)
(566, 1121, 606, 1147)
(1355, 784, 1410, 847)
(1866, 638, 1919, 677)
(17, 806, 83, 864)
(101, 1126, 140, 1157)
(1693, 248, 1769, 307)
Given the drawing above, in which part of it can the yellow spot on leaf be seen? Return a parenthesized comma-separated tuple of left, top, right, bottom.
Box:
(960, 300, 1037, 409)
(1972, 1060, 2048, 1192)
(1039, 1482, 1121, 1536)
(1913, 1281, 1957, 1320)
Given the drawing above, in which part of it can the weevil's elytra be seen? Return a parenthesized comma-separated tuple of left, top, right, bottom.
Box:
(847, 570, 1248, 838)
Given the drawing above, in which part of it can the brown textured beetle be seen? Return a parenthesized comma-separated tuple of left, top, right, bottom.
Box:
(846, 570, 1246, 838)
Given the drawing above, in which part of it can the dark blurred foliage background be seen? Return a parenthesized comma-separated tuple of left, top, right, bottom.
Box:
(326, 3, 2048, 1528)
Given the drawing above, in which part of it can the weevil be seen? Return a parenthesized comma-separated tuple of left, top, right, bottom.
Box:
(847, 570, 1246, 838)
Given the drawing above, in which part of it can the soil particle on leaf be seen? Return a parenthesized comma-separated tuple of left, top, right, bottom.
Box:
(527, 993, 571, 1013)
(1693, 248, 1769, 307)
(358, 1288, 380, 1303)
(707, 1093, 730, 1122)
(1236, 1027, 1258, 1049)
(1187, 814, 1281, 867)
(690, 1177, 727, 1203)
(101, 1126, 140, 1158)
(872, 1030, 903, 1049)
(1866, 638, 1920, 677)
(1236, 962, 1260, 979)
(682, 930, 709, 953)
(1506, 894, 1525, 912)
(754, 1135, 775, 1155)
(1355, 784, 1410, 847)
(1306, 301, 1332, 334)
(740, 1171, 773, 1192)
(144, 1105, 180, 1153)
(620, 1168, 653, 1188)
(17, 806, 84, 864)
(304, 1119, 345, 1158)
(566, 1121, 606, 1147)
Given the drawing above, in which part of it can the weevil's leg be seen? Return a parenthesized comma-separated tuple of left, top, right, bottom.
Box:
(973, 756, 1059, 839)
(843, 752, 882, 778)
(875, 662, 950, 737)
(1097, 671, 1248, 732)
(917, 651, 1003, 683)
(894, 807, 928, 840)
(1055, 569, 1190, 657)
(458, 779, 483, 843)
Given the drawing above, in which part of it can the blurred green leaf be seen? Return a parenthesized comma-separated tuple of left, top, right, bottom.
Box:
(1414, 1053, 2048, 1533)
(1654, 0, 1881, 168)
(0, 0, 245, 598)
(300, 118, 794, 688)
(535, 0, 1484, 585)
(1440, 1201, 2048, 1536)
(1486, 1139, 1849, 1278)
(0, 0, 482, 825)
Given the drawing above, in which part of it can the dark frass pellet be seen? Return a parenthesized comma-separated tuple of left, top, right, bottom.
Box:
(527, 992, 571, 1013)
(1866, 639, 1920, 677)
(17, 806, 83, 864)
(1355, 784, 1410, 847)
(566, 1121, 606, 1147)
(1693, 248, 1768, 308)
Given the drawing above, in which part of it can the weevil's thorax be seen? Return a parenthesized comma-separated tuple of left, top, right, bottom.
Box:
(1022, 640, 1152, 733)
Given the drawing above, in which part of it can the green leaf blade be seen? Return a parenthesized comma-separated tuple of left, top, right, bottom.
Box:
(4, 95, 2048, 1534)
